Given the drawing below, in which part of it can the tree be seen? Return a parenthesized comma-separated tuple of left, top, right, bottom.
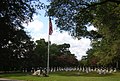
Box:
(79, 56, 88, 67)
(50, 43, 78, 67)
(0, 0, 44, 71)
(47, 0, 120, 38)
(87, 2, 120, 67)
(0, 22, 36, 71)
(86, 49, 99, 66)
(33, 39, 48, 68)
(58, 43, 71, 55)
(47, 0, 120, 67)
(33, 39, 78, 68)
(0, 0, 45, 27)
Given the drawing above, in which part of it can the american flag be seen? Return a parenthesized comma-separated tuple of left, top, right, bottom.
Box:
(49, 18, 53, 35)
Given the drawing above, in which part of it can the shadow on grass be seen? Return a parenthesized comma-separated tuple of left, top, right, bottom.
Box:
(0, 72, 32, 78)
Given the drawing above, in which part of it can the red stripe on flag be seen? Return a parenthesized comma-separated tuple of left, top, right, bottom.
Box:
(49, 18, 53, 35)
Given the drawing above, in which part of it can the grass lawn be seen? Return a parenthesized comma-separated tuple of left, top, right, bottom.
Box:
(0, 71, 120, 81)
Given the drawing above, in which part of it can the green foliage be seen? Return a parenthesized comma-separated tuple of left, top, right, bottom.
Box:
(33, 39, 48, 67)
(47, 0, 120, 67)
(47, 0, 120, 38)
(87, 2, 120, 66)
(50, 43, 78, 67)
(0, 0, 44, 71)
(33, 39, 78, 68)
(0, 0, 45, 27)
(0, 16, 36, 71)
(47, 0, 94, 38)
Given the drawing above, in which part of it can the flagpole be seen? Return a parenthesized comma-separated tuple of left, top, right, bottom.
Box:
(47, 34, 50, 74)
(47, 17, 53, 75)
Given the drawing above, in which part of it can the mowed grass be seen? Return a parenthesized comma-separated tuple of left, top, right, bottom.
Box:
(0, 71, 120, 81)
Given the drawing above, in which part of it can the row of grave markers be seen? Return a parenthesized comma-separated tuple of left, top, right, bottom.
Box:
(48, 67, 117, 74)
(27, 67, 117, 76)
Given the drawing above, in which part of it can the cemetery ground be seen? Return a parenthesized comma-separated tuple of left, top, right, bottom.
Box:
(0, 71, 120, 81)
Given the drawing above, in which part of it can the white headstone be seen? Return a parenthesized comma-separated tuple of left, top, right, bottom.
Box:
(85, 68, 89, 73)
(32, 70, 41, 76)
(113, 68, 117, 72)
(109, 69, 113, 73)
(82, 67, 85, 72)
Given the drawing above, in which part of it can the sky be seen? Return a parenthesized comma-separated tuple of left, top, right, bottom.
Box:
(23, 0, 94, 60)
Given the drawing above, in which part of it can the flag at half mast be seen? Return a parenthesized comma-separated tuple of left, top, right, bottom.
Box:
(49, 18, 53, 35)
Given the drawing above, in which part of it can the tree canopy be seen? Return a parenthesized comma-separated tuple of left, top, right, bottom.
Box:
(0, 0, 44, 71)
(33, 39, 78, 68)
(47, 0, 120, 38)
(47, 0, 120, 68)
